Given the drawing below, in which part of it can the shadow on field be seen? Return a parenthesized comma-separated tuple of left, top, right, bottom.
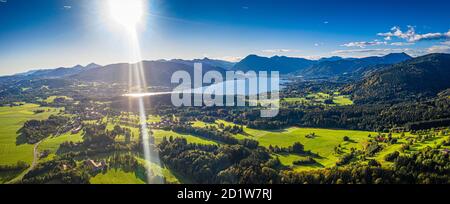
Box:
(15, 131, 29, 146)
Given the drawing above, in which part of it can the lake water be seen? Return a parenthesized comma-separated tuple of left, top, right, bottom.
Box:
(125, 78, 289, 98)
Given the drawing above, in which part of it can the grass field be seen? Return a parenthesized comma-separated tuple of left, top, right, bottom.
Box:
(0, 104, 61, 166)
(2, 104, 446, 183)
(152, 130, 219, 145)
(101, 115, 219, 145)
(241, 126, 375, 169)
(169, 120, 450, 172)
(38, 131, 84, 162)
(147, 115, 162, 123)
(135, 156, 182, 184)
(0, 104, 62, 183)
(192, 120, 375, 170)
(332, 96, 354, 105)
(90, 168, 146, 184)
(374, 132, 449, 166)
(283, 92, 354, 106)
(44, 96, 72, 103)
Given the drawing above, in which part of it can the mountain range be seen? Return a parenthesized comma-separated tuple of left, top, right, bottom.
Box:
(233, 55, 316, 74)
(344, 53, 450, 103)
(299, 53, 413, 78)
(3, 52, 449, 100)
(168, 57, 235, 70)
(232, 53, 412, 77)
(1, 63, 101, 82)
(2, 53, 414, 82)
(73, 61, 226, 87)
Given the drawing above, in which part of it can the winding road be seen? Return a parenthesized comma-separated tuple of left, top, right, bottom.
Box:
(5, 141, 42, 184)
(31, 141, 42, 169)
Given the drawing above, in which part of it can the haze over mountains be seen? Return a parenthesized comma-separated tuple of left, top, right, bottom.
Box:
(2, 53, 413, 81)
(73, 61, 227, 87)
(234, 53, 413, 77)
(2, 52, 449, 97)
(1, 63, 101, 81)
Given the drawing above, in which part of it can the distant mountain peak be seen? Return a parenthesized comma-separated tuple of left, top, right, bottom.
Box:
(85, 63, 101, 69)
(383, 52, 411, 58)
(72, 65, 84, 69)
(234, 54, 315, 74)
(318, 56, 343, 62)
(378, 52, 413, 63)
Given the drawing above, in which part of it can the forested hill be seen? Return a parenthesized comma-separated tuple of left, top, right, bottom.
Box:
(233, 55, 316, 74)
(234, 53, 412, 77)
(299, 53, 412, 78)
(344, 53, 450, 104)
(72, 61, 225, 87)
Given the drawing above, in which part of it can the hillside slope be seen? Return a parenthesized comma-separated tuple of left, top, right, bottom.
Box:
(300, 53, 412, 78)
(73, 61, 225, 87)
(344, 53, 450, 103)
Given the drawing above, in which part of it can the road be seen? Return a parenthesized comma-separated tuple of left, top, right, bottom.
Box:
(31, 141, 42, 169)
(5, 141, 42, 184)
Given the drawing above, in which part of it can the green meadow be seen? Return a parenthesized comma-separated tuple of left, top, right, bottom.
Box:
(43, 96, 72, 103)
(0, 104, 61, 166)
(238, 125, 375, 170)
(205, 120, 450, 171)
(283, 92, 354, 106)
(193, 120, 375, 169)
(2, 104, 447, 183)
(152, 130, 218, 145)
(38, 132, 84, 162)
(90, 168, 146, 184)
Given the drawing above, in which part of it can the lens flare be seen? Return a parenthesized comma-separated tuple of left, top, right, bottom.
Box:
(107, 0, 144, 28)
(106, 0, 162, 184)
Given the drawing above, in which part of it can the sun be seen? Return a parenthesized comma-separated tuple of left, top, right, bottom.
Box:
(107, 0, 144, 29)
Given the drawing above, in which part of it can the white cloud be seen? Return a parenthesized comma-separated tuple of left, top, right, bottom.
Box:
(314, 42, 324, 47)
(378, 26, 450, 42)
(216, 56, 243, 62)
(332, 48, 411, 56)
(261, 49, 300, 53)
(63, 5, 72, 9)
(332, 48, 430, 58)
(323, 21, 329, 24)
(341, 40, 387, 48)
(0, 0, 7, 3)
(294, 55, 323, 60)
(427, 45, 450, 54)
(390, 42, 415, 46)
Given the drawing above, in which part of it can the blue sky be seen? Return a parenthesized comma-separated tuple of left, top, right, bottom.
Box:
(0, 0, 449, 75)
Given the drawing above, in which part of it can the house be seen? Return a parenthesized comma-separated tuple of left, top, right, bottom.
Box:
(84, 159, 106, 171)
(71, 125, 82, 134)
(442, 149, 450, 155)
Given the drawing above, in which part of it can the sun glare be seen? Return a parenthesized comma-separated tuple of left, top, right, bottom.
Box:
(105, 0, 161, 183)
(108, 0, 144, 29)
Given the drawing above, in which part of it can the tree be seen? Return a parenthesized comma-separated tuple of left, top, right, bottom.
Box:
(292, 142, 304, 154)
(343, 136, 350, 142)
(368, 159, 380, 167)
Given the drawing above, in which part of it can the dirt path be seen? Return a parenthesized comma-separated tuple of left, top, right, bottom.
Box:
(5, 141, 42, 184)
(31, 141, 42, 169)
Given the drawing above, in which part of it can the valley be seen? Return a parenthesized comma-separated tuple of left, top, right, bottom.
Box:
(0, 53, 449, 184)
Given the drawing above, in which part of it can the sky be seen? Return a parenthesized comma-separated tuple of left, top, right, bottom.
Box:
(0, 0, 449, 75)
